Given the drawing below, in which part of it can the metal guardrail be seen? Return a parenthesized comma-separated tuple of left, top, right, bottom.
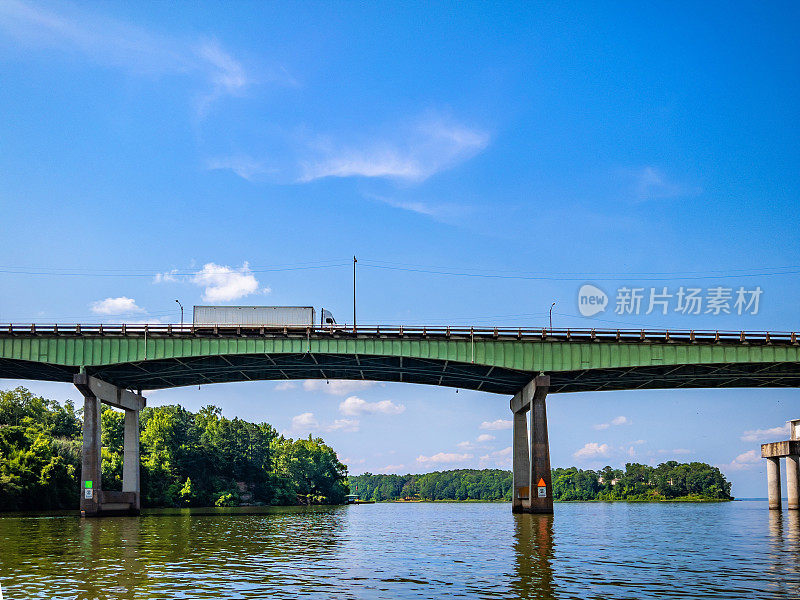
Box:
(1, 323, 797, 344)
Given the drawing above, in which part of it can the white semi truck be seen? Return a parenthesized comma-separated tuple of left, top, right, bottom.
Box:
(193, 306, 336, 327)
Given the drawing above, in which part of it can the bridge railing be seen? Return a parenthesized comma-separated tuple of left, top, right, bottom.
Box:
(1, 323, 797, 345)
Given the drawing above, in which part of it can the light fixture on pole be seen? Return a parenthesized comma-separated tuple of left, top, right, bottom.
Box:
(175, 299, 184, 326)
(549, 302, 556, 333)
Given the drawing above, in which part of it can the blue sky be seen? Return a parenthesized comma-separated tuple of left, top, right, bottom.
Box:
(1, 1, 798, 497)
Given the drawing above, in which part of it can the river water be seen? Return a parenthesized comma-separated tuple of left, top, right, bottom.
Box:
(1, 501, 798, 599)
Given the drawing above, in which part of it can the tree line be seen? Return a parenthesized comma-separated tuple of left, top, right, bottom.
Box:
(0, 386, 733, 510)
(0, 386, 348, 511)
(350, 462, 732, 502)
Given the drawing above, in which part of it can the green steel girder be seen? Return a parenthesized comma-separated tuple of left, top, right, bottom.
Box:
(1, 329, 799, 394)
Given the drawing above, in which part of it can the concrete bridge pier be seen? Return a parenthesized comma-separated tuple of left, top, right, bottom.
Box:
(74, 374, 145, 516)
(767, 458, 782, 510)
(787, 456, 799, 511)
(510, 375, 552, 514)
(761, 419, 800, 511)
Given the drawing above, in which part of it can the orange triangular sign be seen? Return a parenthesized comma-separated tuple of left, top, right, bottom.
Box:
(537, 478, 546, 487)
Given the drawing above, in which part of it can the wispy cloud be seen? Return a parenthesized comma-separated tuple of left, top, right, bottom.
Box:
(593, 415, 630, 430)
(302, 380, 376, 396)
(338, 396, 405, 417)
(326, 418, 360, 433)
(740, 424, 790, 442)
(363, 192, 474, 223)
(90, 296, 145, 315)
(479, 419, 513, 431)
(629, 166, 701, 201)
(417, 452, 473, 465)
(206, 155, 275, 182)
(298, 116, 489, 184)
(379, 464, 406, 473)
(274, 381, 297, 391)
(0, 0, 255, 116)
(285, 412, 360, 435)
(478, 446, 512, 468)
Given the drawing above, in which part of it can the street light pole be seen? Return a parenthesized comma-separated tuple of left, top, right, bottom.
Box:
(353, 256, 357, 333)
(549, 302, 556, 333)
(175, 299, 184, 326)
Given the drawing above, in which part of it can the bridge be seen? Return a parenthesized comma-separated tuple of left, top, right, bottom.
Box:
(1, 323, 799, 516)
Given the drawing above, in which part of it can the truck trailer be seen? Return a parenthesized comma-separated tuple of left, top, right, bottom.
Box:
(193, 306, 316, 326)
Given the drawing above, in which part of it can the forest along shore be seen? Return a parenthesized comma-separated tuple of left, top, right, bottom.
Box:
(1, 386, 732, 511)
(0, 387, 347, 510)
(349, 463, 732, 503)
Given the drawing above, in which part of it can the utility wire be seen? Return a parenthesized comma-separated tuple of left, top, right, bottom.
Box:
(359, 263, 799, 281)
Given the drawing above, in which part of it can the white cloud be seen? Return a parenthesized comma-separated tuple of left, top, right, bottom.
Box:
(341, 457, 365, 466)
(153, 269, 180, 283)
(593, 416, 630, 430)
(298, 116, 489, 184)
(458, 433, 497, 450)
(630, 166, 701, 201)
(366, 193, 468, 221)
(379, 464, 406, 473)
(326, 418, 360, 433)
(721, 449, 762, 472)
(192, 262, 264, 302)
(274, 381, 297, 391)
(302, 380, 376, 396)
(417, 452, 473, 465)
(291, 412, 318, 430)
(287, 412, 360, 435)
(478, 446, 512, 468)
(338, 396, 405, 417)
(573, 442, 611, 460)
(658, 448, 693, 455)
(740, 424, 790, 442)
(206, 155, 275, 182)
(90, 297, 145, 315)
(480, 419, 513, 431)
(0, 0, 255, 116)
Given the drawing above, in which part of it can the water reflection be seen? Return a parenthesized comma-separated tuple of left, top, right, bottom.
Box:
(511, 513, 556, 600)
(2, 503, 800, 599)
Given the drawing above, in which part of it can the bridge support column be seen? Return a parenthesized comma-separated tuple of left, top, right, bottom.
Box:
(74, 374, 145, 516)
(510, 375, 552, 514)
(767, 457, 782, 510)
(123, 407, 141, 511)
(787, 456, 799, 510)
(511, 410, 530, 512)
(79, 389, 102, 517)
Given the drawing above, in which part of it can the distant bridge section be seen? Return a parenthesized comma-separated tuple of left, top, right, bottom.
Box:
(1, 324, 798, 394)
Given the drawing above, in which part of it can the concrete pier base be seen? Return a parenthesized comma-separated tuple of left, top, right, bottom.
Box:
(79, 392, 102, 516)
(510, 375, 552, 514)
(786, 456, 799, 511)
(511, 410, 530, 513)
(767, 457, 782, 510)
(74, 374, 145, 516)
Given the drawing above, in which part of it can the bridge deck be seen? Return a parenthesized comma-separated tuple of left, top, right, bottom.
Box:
(1, 324, 798, 394)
